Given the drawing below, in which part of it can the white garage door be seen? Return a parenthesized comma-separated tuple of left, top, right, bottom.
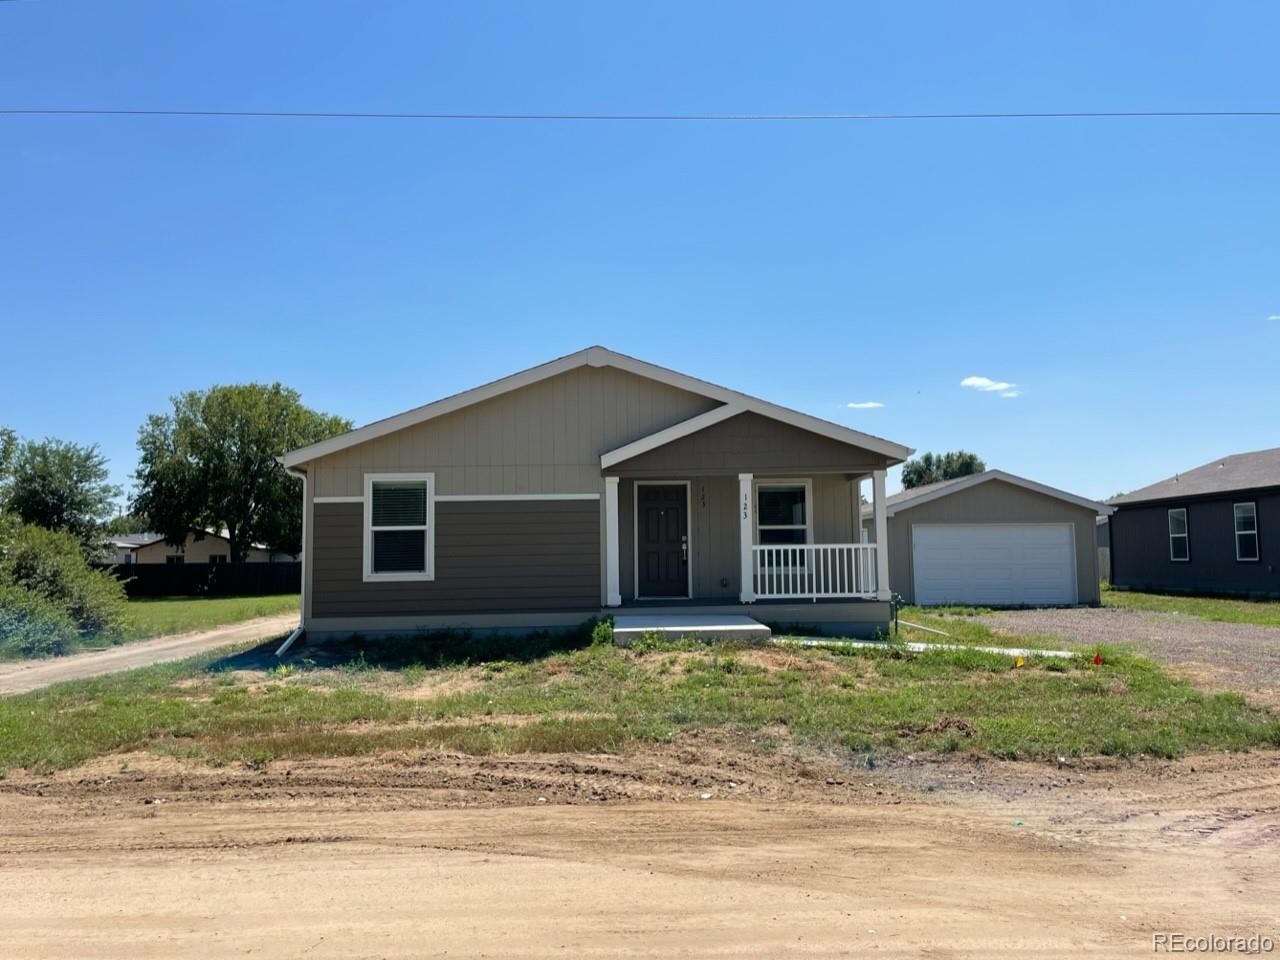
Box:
(912, 524, 1077, 606)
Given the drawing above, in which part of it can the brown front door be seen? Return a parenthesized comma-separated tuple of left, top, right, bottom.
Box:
(637, 484, 689, 598)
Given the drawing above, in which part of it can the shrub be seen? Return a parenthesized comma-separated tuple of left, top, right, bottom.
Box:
(0, 583, 81, 658)
(590, 618, 614, 646)
(0, 522, 129, 643)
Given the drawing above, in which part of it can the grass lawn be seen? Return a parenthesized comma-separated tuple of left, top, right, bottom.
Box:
(2, 618, 1276, 775)
(894, 606, 1079, 651)
(1101, 584, 1280, 628)
(118, 594, 300, 644)
(0, 594, 300, 662)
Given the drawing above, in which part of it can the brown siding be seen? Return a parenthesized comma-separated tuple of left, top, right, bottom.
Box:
(312, 501, 601, 617)
(618, 474, 859, 601)
(605, 412, 892, 477)
(885, 479, 1101, 605)
(308, 366, 721, 498)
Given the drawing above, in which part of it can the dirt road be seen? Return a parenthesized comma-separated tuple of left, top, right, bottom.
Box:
(1, 742, 1276, 958)
(0, 613, 297, 695)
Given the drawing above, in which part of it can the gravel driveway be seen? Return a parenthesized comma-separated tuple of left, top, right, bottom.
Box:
(966, 607, 1280, 705)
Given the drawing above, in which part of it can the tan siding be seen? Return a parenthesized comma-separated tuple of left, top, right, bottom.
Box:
(617, 474, 858, 601)
(307, 366, 721, 498)
(132, 532, 271, 564)
(312, 501, 601, 618)
(812, 474, 858, 543)
(885, 479, 1101, 605)
(605, 412, 893, 477)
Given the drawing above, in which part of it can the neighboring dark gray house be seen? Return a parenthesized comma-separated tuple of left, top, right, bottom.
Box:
(1109, 448, 1280, 598)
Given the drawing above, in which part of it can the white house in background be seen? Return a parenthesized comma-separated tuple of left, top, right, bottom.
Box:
(108, 530, 295, 565)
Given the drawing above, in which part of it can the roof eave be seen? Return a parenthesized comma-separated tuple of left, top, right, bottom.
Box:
(283, 346, 915, 468)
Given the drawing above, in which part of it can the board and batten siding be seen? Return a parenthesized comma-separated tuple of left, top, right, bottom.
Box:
(312, 500, 601, 617)
(604, 411, 892, 477)
(1110, 492, 1279, 598)
(308, 366, 721, 499)
(618, 474, 861, 601)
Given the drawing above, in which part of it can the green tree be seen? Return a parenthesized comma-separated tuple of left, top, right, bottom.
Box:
(0, 426, 16, 510)
(900, 450, 986, 489)
(103, 512, 151, 535)
(132, 383, 350, 562)
(7, 437, 122, 546)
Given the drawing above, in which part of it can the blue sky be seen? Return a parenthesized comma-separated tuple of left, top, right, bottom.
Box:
(2, 1, 1276, 504)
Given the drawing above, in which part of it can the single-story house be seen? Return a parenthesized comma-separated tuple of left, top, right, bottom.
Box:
(860, 470, 1113, 606)
(1108, 447, 1279, 598)
(281, 346, 915, 639)
(108, 530, 291, 565)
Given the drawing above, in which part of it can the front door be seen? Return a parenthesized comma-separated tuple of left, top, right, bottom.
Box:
(637, 483, 689, 598)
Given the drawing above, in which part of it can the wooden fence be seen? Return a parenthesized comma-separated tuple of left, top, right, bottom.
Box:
(105, 562, 301, 598)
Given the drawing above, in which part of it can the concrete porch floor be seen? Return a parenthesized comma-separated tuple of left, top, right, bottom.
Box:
(612, 614, 771, 646)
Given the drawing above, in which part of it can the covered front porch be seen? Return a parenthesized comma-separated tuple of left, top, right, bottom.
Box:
(595, 402, 904, 616)
(601, 469, 892, 607)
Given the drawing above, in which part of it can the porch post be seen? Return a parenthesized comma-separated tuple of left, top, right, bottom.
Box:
(739, 473, 755, 602)
(604, 477, 621, 607)
(872, 469, 891, 600)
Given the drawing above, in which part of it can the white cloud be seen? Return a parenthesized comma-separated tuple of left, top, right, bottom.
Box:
(1000, 390, 1020, 399)
(961, 375, 1017, 394)
(1269, 315, 1280, 321)
(846, 401, 884, 409)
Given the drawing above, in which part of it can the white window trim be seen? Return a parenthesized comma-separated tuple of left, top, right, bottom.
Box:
(1168, 507, 1189, 563)
(363, 472, 436, 582)
(1234, 502, 1259, 563)
(753, 478, 813, 546)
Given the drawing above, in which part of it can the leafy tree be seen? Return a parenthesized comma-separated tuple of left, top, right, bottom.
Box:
(132, 383, 350, 562)
(103, 512, 151, 535)
(900, 450, 986, 489)
(7, 437, 122, 546)
(0, 426, 16, 510)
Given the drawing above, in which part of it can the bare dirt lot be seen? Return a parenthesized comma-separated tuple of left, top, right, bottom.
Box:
(2, 737, 1277, 958)
(968, 606, 1280, 705)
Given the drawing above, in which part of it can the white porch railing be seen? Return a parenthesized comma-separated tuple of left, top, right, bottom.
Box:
(752, 543, 878, 600)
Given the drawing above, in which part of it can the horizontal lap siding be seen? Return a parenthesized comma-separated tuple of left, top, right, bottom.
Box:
(312, 501, 601, 617)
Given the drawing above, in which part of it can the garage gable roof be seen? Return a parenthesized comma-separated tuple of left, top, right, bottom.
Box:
(284, 346, 914, 468)
(864, 470, 1114, 518)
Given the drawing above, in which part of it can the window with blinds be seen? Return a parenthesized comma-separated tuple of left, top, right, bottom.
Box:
(364, 474, 435, 580)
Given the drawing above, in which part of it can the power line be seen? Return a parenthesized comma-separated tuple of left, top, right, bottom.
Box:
(2, 108, 1279, 123)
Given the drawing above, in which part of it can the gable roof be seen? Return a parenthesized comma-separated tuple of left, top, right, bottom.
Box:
(1109, 447, 1280, 505)
(860, 469, 1113, 518)
(108, 533, 164, 550)
(283, 346, 914, 468)
(108, 529, 276, 552)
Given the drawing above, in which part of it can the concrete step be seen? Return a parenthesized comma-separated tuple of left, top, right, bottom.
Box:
(612, 614, 771, 646)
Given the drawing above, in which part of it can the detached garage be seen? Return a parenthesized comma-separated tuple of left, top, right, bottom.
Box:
(862, 470, 1112, 606)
